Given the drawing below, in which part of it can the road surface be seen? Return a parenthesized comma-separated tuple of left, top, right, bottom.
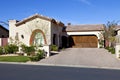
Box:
(0, 63, 120, 80)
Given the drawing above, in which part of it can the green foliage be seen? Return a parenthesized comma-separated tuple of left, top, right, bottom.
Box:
(0, 56, 30, 62)
(0, 47, 3, 55)
(37, 49, 44, 59)
(104, 21, 117, 40)
(21, 44, 35, 56)
(51, 45, 58, 51)
(99, 40, 104, 48)
(4, 44, 18, 54)
(104, 21, 118, 47)
(29, 49, 44, 61)
(105, 47, 115, 54)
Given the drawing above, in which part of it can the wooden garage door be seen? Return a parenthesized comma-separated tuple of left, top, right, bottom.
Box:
(71, 35, 98, 48)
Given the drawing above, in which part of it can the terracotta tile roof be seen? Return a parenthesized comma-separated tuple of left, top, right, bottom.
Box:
(15, 13, 64, 26)
(66, 24, 104, 32)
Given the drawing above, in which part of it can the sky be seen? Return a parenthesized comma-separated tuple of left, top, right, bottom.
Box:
(0, 0, 120, 29)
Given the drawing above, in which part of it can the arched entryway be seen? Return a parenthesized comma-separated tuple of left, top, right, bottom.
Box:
(29, 29, 47, 46)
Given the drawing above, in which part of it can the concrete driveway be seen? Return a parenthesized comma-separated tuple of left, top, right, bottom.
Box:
(39, 48, 120, 69)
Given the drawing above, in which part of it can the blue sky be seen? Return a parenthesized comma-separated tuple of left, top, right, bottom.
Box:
(0, 0, 120, 29)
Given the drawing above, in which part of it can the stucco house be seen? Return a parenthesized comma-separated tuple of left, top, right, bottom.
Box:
(8, 14, 105, 56)
(0, 25, 9, 46)
(9, 14, 65, 57)
(114, 25, 120, 58)
(9, 14, 64, 48)
(115, 25, 120, 35)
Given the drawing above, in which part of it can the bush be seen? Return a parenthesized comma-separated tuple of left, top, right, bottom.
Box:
(51, 45, 58, 51)
(105, 47, 115, 54)
(21, 44, 35, 56)
(0, 47, 3, 55)
(4, 44, 18, 54)
(99, 40, 104, 48)
(108, 47, 115, 54)
(37, 49, 44, 59)
(105, 47, 109, 50)
(29, 49, 44, 61)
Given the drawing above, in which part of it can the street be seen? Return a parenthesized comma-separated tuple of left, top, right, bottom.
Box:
(0, 63, 120, 80)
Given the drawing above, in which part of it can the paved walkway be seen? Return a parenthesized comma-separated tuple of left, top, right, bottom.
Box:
(39, 48, 120, 69)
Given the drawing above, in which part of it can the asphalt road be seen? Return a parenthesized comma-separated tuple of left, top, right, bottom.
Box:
(0, 63, 120, 80)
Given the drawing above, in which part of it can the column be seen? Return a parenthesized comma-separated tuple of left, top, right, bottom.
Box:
(43, 44, 50, 58)
(115, 43, 120, 58)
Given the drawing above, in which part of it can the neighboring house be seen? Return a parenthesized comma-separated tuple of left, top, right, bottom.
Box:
(0, 25, 9, 46)
(9, 14, 64, 48)
(114, 25, 120, 58)
(115, 25, 120, 43)
(115, 25, 120, 35)
(66, 24, 104, 48)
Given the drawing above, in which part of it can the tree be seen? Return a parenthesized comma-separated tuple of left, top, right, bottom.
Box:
(104, 21, 118, 47)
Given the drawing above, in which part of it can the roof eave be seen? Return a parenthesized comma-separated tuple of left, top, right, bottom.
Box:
(15, 14, 53, 26)
(66, 30, 104, 32)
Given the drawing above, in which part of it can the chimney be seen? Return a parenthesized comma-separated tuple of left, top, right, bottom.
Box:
(9, 20, 17, 39)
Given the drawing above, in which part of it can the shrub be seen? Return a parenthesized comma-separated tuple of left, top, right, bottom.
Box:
(99, 40, 104, 48)
(21, 44, 35, 56)
(4, 44, 18, 54)
(105, 47, 115, 54)
(29, 56, 39, 61)
(51, 45, 58, 51)
(0, 47, 3, 55)
(37, 49, 44, 59)
(108, 47, 115, 54)
(29, 49, 44, 61)
(105, 47, 109, 50)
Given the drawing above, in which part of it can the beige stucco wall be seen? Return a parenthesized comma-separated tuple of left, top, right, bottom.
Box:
(117, 30, 120, 35)
(115, 43, 120, 58)
(9, 18, 51, 46)
(67, 31, 104, 48)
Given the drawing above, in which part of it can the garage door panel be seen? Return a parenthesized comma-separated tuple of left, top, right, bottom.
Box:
(71, 35, 98, 48)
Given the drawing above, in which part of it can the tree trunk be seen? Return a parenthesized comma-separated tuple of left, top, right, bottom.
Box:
(105, 40, 109, 47)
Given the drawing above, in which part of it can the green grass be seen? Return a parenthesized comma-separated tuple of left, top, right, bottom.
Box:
(0, 56, 30, 62)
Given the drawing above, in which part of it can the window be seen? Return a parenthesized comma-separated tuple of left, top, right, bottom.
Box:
(33, 32, 45, 46)
(21, 35, 24, 39)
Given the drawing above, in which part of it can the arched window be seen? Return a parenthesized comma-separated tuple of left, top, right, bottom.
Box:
(33, 32, 45, 46)
(30, 29, 47, 46)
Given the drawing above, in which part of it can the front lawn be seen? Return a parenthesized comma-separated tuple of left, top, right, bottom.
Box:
(0, 56, 30, 62)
